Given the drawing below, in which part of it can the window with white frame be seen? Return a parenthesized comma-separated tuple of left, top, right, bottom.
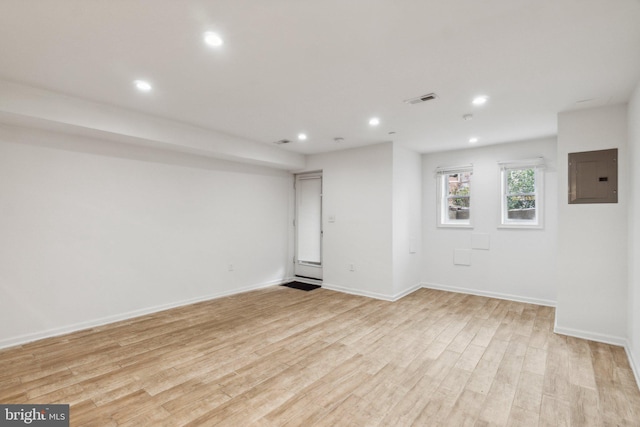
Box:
(436, 165, 473, 227)
(499, 158, 544, 228)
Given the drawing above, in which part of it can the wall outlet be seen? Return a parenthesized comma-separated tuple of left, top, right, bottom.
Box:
(228, 264, 234, 271)
(349, 264, 355, 271)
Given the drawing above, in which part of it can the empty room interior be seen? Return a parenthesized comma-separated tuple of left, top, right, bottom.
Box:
(2, 1, 640, 426)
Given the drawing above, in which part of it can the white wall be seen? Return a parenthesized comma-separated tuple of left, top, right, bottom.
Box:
(556, 104, 628, 344)
(392, 144, 422, 297)
(0, 125, 292, 348)
(302, 143, 394, 299)
(422, 137, 558, 306)
(628, 81, 640, 375)
(0, 80, 305, 170)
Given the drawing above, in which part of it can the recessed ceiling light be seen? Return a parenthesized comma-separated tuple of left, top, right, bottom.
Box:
(134, 80, 152, 92)
(204, 32, 224, 47)
(297, 133, 307, 141)
(472, 95, 489, 106)
(469, 137, 479, 143)
(369, 117, 380, 126)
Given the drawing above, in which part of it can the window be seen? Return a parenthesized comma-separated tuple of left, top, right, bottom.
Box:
(437, 165, 472, 227)
(499, 158, 544, 228)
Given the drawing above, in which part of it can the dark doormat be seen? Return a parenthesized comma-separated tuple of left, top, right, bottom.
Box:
(281, 281, 321, 291)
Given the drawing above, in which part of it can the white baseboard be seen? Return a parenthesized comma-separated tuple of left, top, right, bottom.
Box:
(625, 343, 640, 390)
(393, 283, 423, 301)
(0, 278, 283, 350)
(421, 282, 556, 307)
(322, 283, 395, 301)
(321, 282, 422, 302)
(553, 319, 626, 347)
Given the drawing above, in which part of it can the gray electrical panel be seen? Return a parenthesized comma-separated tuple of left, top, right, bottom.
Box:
(568, 148, 618, 204)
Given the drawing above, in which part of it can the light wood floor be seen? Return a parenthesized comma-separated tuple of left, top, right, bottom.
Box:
(1, 287, 639, 426)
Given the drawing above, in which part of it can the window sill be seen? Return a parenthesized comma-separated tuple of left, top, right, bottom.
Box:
(498, 223, 543, 230)
(438, 223, 473, 229)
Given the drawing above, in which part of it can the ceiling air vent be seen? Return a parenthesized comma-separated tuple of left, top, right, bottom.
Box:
(273, 139, 291, 145)
(404, 93, 438, 105)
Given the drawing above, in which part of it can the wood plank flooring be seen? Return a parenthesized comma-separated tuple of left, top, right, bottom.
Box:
(1, 287, 639, 426)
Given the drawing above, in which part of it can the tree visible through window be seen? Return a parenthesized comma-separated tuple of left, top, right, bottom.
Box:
(505, 168, 536, 219)
(500, 160, 544, 227)
(437, 167, 472, 227)
(447, 172, 471, 221)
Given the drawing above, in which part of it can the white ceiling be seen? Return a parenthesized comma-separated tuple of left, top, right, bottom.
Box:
(0, 0, 639, 155)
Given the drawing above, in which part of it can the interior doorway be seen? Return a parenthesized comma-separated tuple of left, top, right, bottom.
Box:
(294, 172, 323, 280)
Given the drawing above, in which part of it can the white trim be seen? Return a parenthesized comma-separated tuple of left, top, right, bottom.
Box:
(497, 157, 545, 170)
(553, 319, 626, 346)
(498, 223, 543, 230)
(435, 163, 473, 175)
(322, 283, 395, 301)
(288, 276, 323, 286)
(0, 278, 283, 350)
(437, 168, 473, 228)
(437, 223, 474, 229)
(499, 163, 544, 228)
(421, 282, 556, 307)
(625, 343, 640, 390)
(294, 172, 323, 280)
(322, 282, 421, 302)
(393, 283, 424, 301)
(296, 172, 322, 180)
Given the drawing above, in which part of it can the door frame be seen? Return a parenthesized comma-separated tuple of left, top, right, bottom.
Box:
(294, 171, 323, 281)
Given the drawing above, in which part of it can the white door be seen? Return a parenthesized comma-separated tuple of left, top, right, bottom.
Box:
(295, 173, 323, 280)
